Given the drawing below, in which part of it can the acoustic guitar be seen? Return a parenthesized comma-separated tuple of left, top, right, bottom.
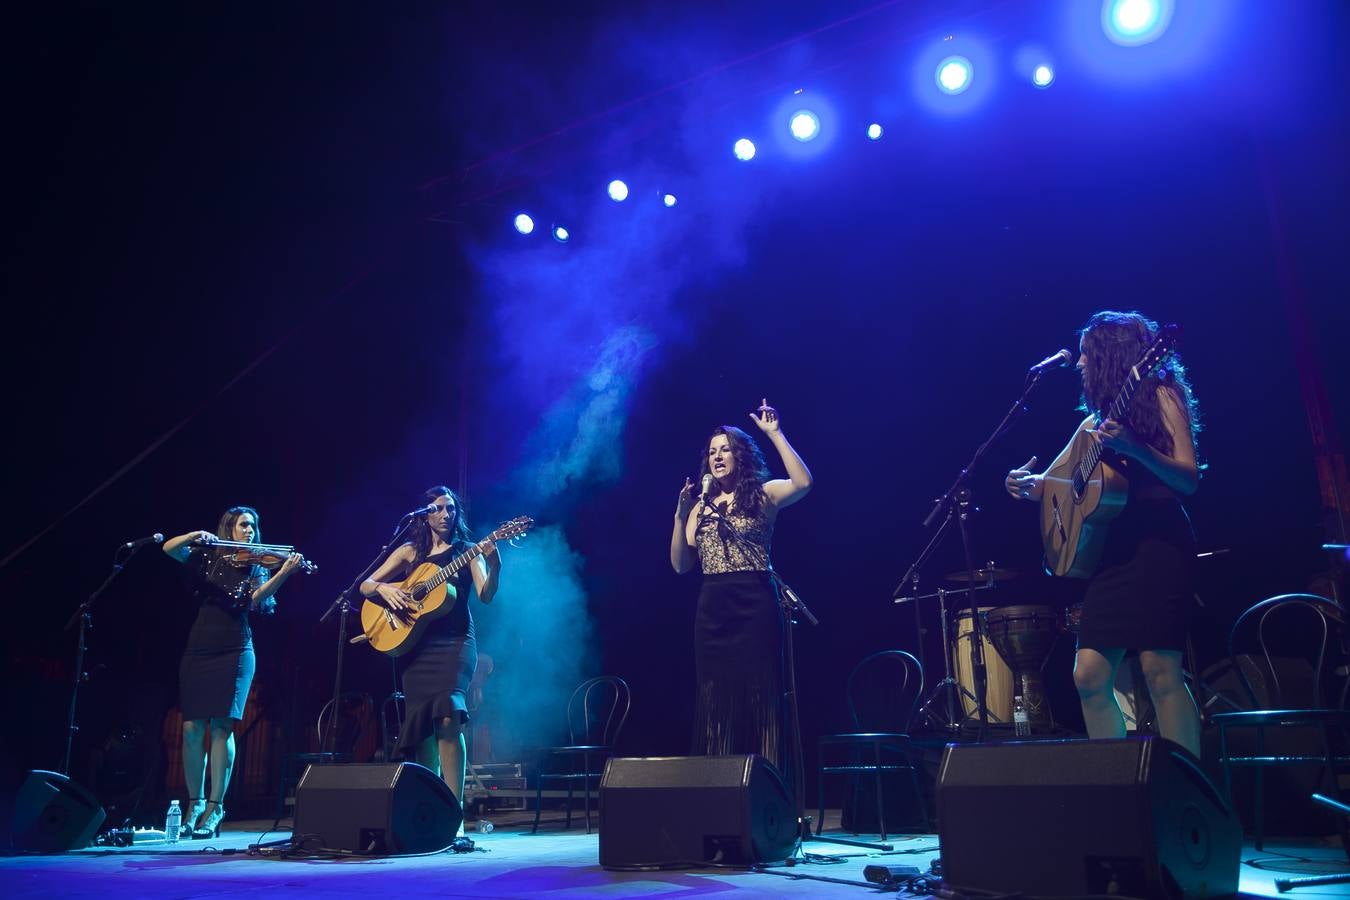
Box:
(359, 516, 532, 656)
(1040, 325, 1178, 578)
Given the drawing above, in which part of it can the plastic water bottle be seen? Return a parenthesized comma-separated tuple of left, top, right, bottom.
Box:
(1013, 695, 1031, 737)
(165, 800, 182, 843)
(477, 818, 494, 834)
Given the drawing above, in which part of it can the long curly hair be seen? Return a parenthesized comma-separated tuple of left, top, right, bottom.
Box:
(216, 506, 260, 543)
(699, 426, 772, 518)
(1077, 310, 1202, 458)
(408, 485, 472, 563)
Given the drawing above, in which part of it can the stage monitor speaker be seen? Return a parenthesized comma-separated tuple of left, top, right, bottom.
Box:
(293, 762, 461, 854)
(938, 737, 1241, 899)
(598, 755, 796, 870)
(11, 769, 107, 852)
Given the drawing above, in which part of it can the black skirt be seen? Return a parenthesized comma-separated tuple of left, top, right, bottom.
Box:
(692, 571, 799, 804)
(179, 606, 255, 722)
(395, 630, 478, 756)
(1078, 498, 1197, 653)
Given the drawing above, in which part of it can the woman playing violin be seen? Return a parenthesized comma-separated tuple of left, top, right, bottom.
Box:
(163, 506, 306, 838)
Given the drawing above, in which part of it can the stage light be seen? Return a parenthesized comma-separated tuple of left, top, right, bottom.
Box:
(1103, 0, 1172, 46)
(733, 138, 756, 161)
(607, 180, 629, 202)
(866, 123, 883, 140)
(662, 193, 677, 207)
(551, 224, 569, 243)
(788, 110, 820, 142)
(936, 56, 973, 94)
(1033, 64, 1055, 87)
(513, 213, 534, 235)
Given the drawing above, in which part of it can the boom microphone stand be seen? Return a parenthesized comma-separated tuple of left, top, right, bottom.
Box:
(61, 539, 159, 775)
(893, 363, 1060, 743)
(318, 515, 417, 758)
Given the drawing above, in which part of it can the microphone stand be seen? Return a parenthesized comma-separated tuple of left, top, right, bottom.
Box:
(61, 541, 154, 776)
(893, 367, 1054, 744)
(317, 516, 417, 759)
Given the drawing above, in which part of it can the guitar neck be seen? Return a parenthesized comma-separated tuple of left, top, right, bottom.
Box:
(1074, 374, 1142, 491)
(416, 543, 484, 597)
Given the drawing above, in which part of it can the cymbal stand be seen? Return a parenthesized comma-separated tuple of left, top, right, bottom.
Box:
(898, 577, 1002, 732)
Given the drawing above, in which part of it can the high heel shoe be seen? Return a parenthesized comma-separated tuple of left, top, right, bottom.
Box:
(191, 799, 225, 839)
(186, 797, 206, 831)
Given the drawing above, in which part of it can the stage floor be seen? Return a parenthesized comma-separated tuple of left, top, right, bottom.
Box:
(2, 811, 1347, 898)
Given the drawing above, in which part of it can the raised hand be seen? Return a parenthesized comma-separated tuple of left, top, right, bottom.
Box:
(675, 477, 696, 519)
(749, 398, 780, 436)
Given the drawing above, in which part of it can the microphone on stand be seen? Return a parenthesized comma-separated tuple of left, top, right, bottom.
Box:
(1028, 348, 1073, 374)
(404, 504, 438, 518)
(700, 474, 715, 507)
(122, 533, 165, 550)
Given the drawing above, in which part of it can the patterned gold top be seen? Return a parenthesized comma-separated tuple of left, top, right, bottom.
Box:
(694, 498, 773, 574)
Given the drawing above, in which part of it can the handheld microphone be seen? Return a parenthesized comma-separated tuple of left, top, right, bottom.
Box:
(123, 533, 165, 550)
(1028, 348, 1073, 374)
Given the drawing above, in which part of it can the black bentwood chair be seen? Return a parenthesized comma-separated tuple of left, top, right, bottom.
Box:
(531, 676, 631, 834)
(1212, 594, 1350, 853)
(816, 650, 931, 840)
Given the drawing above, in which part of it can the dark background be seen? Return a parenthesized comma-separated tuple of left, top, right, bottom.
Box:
(2, 0, 1346, 832)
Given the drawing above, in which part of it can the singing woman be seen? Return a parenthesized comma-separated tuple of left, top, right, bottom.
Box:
(670, 400, 813, 807)
(164, 506, 304, 838)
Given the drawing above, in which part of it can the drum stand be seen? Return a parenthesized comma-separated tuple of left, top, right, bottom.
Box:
(901, 579, 999, 733)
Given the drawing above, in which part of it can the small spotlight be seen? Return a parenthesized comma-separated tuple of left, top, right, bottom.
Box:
(607, 180, 629, 202)
(788, 110, 820, 142)
(551, 224, 569, 243)
(1103, 0, 1172, 46)
(662, 193, 677, 207)
(733, 138, 756, 161)
(936, 56, 973, 94)
(1032, 64, 1055, 87)
(866, 123, 883, 141)
(513, 213, 534, 235)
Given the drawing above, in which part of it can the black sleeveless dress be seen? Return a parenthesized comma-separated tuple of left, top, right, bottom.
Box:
(395, 544, 478, 756)
(691, 500, 799, 806)
(1077, 453, 1197, 653)
(178, 549, 268, 721)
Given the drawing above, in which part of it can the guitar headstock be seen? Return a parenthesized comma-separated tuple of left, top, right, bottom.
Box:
(489, 516, 534, 544)
(1133, 323, 1180, 382)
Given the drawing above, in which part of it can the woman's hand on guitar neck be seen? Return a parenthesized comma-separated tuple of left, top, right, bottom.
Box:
(1092, 418, 1143, 458)
(1005, 456, 1043, 502)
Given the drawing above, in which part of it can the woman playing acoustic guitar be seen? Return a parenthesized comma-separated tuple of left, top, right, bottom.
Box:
(1005, 311, 1203, 757)
(360, 486, 499, 825)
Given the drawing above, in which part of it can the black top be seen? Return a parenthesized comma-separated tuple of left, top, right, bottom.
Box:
(181, 547, 267, 650)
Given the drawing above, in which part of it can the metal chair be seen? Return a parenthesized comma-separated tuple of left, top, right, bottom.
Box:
(275, 691, 373, 819)
(816, 650, 930, 840)
(531, 676, 631, 834)
(1213, 594, 1350, 851)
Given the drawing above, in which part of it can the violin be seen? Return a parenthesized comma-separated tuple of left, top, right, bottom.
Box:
(197, 538, 318, 574)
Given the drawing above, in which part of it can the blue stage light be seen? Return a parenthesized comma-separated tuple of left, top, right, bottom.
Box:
(936, 56, 973, 94)
(1033, 64, 1055, 87)
(662, 193, 677, 207)
(551, 224, 569, 243)
(866, 123, 883, 140)
(733, 138, 756, 161)
(607, 180, 629, 202)
(789, 110, 820, 142)
(513, 213, 534, 235)
(1103, 0, 1172, 46)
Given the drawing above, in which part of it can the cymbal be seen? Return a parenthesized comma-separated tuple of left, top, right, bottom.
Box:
(943, 567, 1023, 583)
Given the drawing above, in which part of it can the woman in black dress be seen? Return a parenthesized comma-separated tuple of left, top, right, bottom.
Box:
(164, 506, 305, 837)
(360, 486, 499, 815)
(1006, 311, 1203, 756)
(670, 400, 813, 807)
